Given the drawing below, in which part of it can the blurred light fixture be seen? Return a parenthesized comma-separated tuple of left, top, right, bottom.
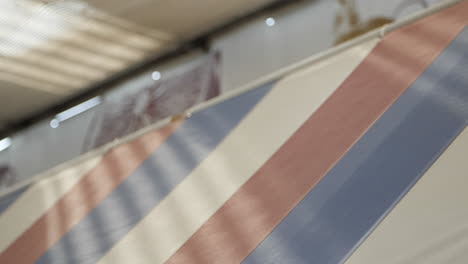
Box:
(151, 71, 162, 81)
(0, 137, 12, 152)
(265, 17, 276, 26)
(50, 96, 102, 128)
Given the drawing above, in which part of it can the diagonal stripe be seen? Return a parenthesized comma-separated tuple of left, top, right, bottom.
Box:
(35, 83, 272, 264)
(96, 38, 379, 264)
(243, 26, 468, 264)
(344, 128, 468, 264)
(166, 3, 468, 263)
(0, 122, 181, 264)
(0, 186, 29, 215)
(0, 155, 103, 252)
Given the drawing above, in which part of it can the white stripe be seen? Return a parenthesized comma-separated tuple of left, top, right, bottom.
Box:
(0, 155, 102, 252)
(97, 38, 380, 264)
(345, 127, 468, 264)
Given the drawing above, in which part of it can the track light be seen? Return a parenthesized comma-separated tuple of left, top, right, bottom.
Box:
(50, 96, 102, 128)
(265, 17, 276, 27)
(0, 137, 12, 152)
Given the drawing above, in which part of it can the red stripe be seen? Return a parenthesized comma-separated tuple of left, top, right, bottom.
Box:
(0, 122, 181, 264)
(166, 3, 468, 263)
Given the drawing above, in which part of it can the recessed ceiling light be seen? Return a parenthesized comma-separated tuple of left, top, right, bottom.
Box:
(265, 17, 276, 27)
(152, 71, 162, 81)
(0, 137, 12, 152)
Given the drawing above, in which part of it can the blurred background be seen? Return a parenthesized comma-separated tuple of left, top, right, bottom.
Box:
(0, 0, 442, 189)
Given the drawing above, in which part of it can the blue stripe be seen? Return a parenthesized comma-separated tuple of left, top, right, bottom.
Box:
(0, 186, 29, 215)
(243, 28, 468, 264)
(37, 82, 274, 264)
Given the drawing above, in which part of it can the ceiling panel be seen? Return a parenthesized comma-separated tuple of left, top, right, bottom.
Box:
(0, 0, 279, 130)
(0, 0, 171, 129)
(109, 0, 280, 38)
(0, 81, 61, 125)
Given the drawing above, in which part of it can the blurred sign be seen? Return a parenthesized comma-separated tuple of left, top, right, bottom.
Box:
(82, 52, 221, 151)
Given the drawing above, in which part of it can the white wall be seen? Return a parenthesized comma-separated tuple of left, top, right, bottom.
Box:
(0, 0, 445, 188)
(216, 0, 443, 91)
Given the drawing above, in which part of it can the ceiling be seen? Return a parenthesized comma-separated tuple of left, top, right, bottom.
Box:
(0, 0, 280, 131)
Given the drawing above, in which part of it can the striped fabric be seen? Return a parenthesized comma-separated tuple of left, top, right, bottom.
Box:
(0, 1, 467, 263)
(344, 128, 468, 264)
(0, 186, 29, 215)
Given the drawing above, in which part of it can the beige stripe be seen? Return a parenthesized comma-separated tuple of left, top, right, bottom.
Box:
(0, 59, 86, 88)
(0, 123, 181, 264)
(0, 52, 106, 81)
(0, 155, 102, 252)
(0, 1, 163, 51)
(0, 17, 147, 62)
(0, 72, 65, 95)
(97, 38, 379, 264)
(345, 127, 468, 264)
(0, 28, 128, 71)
